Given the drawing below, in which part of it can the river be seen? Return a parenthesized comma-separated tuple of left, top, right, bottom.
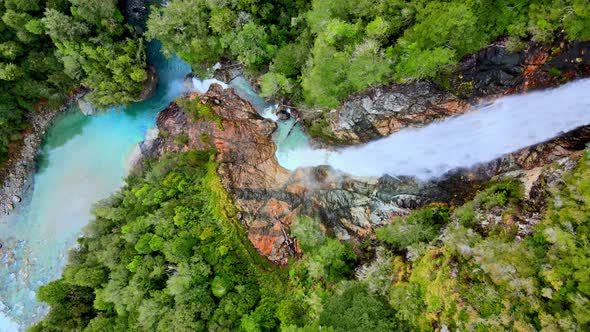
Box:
(282, 78, 590, 178)
(0, 43, 191, 331)
(2, 39, 587, 331)
(0, 41, 311, 331)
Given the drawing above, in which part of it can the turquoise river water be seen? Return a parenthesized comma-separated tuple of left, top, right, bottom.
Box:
(0, 44, 191, 331)
(0, 40, 587, 332)
(0, 42, 310, 331)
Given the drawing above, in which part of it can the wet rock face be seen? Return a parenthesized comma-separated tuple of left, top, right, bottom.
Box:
(234, 124, 590, 264)
(78, 98, 97, 116)
(145, 85, 288, 188)
(140, 81, 590, 264)
(124, 0, 159, 30)
(138, 65, 159, 101)
(323, 39, 590, 144)
(325, 81, 469, 144)
(139, 85, 295, 263)
(452, 44, 526, 97)
(453, 40, 590, 98)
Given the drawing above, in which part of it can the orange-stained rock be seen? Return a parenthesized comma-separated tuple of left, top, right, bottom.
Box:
(140, 64, 590, 265)
(320, 40, 590, 145)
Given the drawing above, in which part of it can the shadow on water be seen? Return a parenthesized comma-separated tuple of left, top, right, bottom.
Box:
(35, 107, 91, 173)
(40, 108, 91, 150)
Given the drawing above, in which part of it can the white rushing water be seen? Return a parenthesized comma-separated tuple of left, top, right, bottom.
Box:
(229, 77, 311, 162)
(280, 78, 590, 179)
(191, 77, 228, 93)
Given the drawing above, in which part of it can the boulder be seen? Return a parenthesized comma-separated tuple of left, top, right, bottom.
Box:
(276, 109, 290, 121)
(78, 98, 97, 116)
(138, 65, 158, 101)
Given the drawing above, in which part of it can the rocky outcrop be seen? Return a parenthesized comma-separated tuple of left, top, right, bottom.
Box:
(136, 85, 295, 262)
(242, 125, 590, 263)
(138, 65, 159, 101)
(139, 81, 590, 264)
(453, 39, 590, 98)
(321, 39, 590, 144)
(78, 98, 97, 116)
(324, 82, 469, 143)
(142, 84, 289, 186)
(124, 0, 159, 31)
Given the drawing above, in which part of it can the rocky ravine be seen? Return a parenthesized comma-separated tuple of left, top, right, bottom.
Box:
(139, 84, 590, 265)
(318, 39, 590, 144)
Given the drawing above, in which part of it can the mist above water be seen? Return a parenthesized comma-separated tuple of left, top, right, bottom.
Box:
(280, 79, 590, 179)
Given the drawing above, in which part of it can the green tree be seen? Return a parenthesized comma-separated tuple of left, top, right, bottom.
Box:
(223, 22, 276, 70)
(0, 63, 23, 81)
(42, 9, 89, 40)
(377, 205, 449, 249)
(319, 283, 396, 332)
(146, 0, 222, 68)
(68, 0, 118, 24)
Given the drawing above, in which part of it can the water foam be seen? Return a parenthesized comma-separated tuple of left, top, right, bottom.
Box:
(280, 78, 590, 179)
(191, 77, 228, 93)
(0, 306, 18, 332)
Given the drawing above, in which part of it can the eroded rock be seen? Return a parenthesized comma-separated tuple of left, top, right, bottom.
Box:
(321, 39, 590, 145)
(325, 81, 469, 144)
(138, 65, 159, 101)
(137, 80, 590, 265)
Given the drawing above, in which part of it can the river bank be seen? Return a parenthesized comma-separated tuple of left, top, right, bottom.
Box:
(0, 67, 159, 217)
(0, 42, 190, 330)
(0, 95, 82, 216)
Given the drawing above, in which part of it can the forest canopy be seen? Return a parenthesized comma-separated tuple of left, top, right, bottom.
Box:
(0, 0, 148, 163)
(20, 1, 590, 331)
(147, 0, 590, 108)
(33, 150, 590, 331)
(2, 0, 589, 164)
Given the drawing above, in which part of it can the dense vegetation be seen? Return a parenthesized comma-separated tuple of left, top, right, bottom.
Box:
(3, 0, 588, 163)
(147, 0, 590, 108)
(11, 1, 590, 331)
(34, 150, 590, 331)
(0, 0, 147, 163)
(32, 151, 283, 331)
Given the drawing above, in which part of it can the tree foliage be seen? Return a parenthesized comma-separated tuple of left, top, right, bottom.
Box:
(0, 0, 147, 164)
(147, 0, 590, 108)
(35, 150, 590, 331)
(33, 151, 285, 331)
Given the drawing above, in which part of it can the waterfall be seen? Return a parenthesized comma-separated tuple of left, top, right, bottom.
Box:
(190, 77, 228, 93)
(280, 78, 590, 179)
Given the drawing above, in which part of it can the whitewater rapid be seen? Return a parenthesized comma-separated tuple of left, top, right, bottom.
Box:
(279, 78, 590, 179)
